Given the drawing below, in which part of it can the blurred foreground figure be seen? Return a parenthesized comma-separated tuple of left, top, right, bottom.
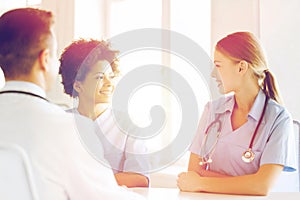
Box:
(0, 7, 144, 200)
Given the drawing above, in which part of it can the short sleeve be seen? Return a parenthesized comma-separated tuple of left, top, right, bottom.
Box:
(114, 110, 150, 175)
(123, 136, 150, 174)
(189, 102, 210, 155)
(260, 110, 297, 172)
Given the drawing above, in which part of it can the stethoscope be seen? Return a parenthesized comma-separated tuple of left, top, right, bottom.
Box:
(0, 90, 48, 102)
(199, 96, 269, 166)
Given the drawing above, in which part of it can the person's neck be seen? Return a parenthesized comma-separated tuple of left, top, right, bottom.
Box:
(234, 85, 260, 113)
(6, 73, 46, 91)
(77, 101, 109, 121)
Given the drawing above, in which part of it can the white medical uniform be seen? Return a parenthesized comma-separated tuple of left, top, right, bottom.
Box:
(0, 81, 144, 200)
(67, 108, 149, 175)
(190, 90, 297, 176)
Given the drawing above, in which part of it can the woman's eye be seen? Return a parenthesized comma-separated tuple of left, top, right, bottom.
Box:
(96, 75, 104, 80)
(110, 73, 117, 79)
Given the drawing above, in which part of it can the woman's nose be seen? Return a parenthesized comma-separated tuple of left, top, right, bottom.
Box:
(211, 67, 217, 78)
(101, 74, 113, 86)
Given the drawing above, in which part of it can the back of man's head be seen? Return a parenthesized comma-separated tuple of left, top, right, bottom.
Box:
(0, 8, 54, 79)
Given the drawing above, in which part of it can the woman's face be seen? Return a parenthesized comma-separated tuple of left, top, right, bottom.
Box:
(76, 60, 118, 105)
(211, 50, 240, 94)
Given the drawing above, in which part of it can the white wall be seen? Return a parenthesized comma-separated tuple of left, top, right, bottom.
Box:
(211, 0, 260, 44)
(260, 0, 300, 120)
(41, 0, 75, 107)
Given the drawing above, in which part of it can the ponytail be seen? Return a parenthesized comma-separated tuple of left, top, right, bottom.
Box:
(215, 31, 283, 104)
(262, 70, 282, 104)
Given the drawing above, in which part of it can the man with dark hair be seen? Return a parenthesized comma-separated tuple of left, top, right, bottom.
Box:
(0, 8, 143, 200)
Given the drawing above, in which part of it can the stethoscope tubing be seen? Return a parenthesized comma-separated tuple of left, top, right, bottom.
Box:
(0, 90, 48, 102)
(200, 95, 269, 165)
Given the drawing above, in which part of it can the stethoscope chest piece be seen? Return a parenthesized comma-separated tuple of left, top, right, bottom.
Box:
(199, 158, 212, 166)
(242, 148, 255, 163)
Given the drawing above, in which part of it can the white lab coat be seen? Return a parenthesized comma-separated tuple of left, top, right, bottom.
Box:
(0, 81, 144, 200)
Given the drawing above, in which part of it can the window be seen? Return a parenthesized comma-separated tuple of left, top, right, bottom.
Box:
(74, 0, 103, 39)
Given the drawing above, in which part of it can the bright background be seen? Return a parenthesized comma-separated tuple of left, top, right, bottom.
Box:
(1, 0, 299, 189)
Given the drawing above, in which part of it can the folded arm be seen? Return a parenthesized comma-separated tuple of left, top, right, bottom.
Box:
(115, 172, 149, 187)
(177, 153, 283, 195)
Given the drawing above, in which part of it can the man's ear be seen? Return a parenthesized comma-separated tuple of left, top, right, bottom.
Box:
(38, 48, 50, 71)
(238, 60, 249, 75)
(73, 81, 82, 94)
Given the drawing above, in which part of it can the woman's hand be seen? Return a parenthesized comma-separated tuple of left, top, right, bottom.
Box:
(177, 171, 202, 192)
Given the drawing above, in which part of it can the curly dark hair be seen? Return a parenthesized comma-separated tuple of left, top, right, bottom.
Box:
(59, 38, 119, 97)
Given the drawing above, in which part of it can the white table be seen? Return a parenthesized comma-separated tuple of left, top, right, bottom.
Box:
(130, 187, 300, 200)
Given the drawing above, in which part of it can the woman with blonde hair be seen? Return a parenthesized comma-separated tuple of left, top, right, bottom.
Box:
(177, 31, 296, 195)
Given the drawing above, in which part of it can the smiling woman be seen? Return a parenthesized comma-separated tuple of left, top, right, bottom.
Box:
(73, 59, 117, 113)
(59, 39, 119, 119)
(59, 38, 150, 188)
